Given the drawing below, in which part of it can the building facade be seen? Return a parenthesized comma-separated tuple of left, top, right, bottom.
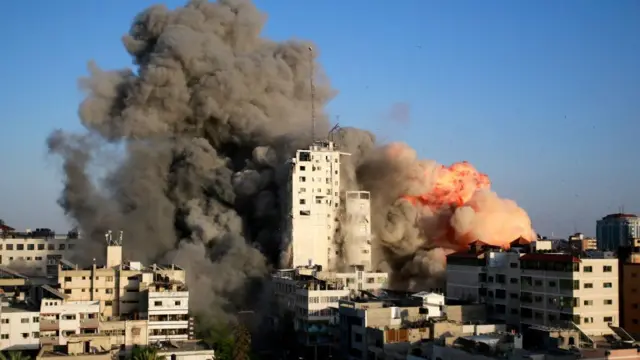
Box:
(0, 305, 41, 350)
(39, 299, 100, 346)
(596, 213, 640, 250)
(0, 229, 80, 277)
(283, 141, 345, 270)
(445, 242, 619, 337)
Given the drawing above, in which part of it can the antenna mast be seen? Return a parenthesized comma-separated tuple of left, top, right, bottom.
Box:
(308, 46, 316, 142)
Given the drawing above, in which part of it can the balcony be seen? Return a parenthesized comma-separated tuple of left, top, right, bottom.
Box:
(80, 318, 99, 328)
(40, 319, 59, 331)
(40, 336, 59, 345)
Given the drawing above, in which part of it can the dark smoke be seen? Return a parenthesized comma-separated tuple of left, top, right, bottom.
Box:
(50, 0, 515, 320)
(48, 0, 338, 320)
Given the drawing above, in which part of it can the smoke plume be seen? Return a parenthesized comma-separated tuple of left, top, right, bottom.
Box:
(48, 0, 535, 318)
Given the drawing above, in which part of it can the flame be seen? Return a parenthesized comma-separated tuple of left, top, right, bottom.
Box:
(403, 161, 491, 209)
(384, 142, 534, 250)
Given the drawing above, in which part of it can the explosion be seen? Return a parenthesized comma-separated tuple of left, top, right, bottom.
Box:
(46, 0, 535, 319)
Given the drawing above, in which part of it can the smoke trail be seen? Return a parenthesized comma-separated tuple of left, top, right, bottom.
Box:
(48, 0, 535, 319)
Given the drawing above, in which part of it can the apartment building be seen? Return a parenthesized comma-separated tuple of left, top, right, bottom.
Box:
(619, 240, 640, 339)
(56, 233, 190, 342)
(0, 304, 40, 350)
(569, 233, 598, 252)
(445, 241, 619, 337)
(0, 228, 80, 277)
(39, 297, 100, 346)
(597, 213, 640, 250)
(519, 252, 619, 336)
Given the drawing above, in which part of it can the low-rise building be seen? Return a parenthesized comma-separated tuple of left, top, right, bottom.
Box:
(35, 340, 215, 360)
(0, 303, 40, 351)
(39, 297, 100, 346)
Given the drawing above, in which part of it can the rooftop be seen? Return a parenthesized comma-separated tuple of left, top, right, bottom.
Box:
(1, 303, 39, 313)
(601, 213, 639, 220)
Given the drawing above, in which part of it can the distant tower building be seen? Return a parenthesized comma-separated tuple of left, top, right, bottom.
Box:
(596, 213, 640, 250)
(282, 141, 345, 270)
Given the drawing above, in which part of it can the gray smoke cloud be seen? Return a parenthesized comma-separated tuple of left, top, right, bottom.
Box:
(48, 0, 535, 319)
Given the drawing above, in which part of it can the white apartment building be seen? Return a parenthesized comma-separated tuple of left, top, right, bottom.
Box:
(0, 304, 41, 350)
(283, 141, 346, 270)
(0, 229, 80, 277)
(146, 280, 190, 342)
(39, 298, 100, 346)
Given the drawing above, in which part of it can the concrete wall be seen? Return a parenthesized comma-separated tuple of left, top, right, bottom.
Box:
(0, 308, 40, 350)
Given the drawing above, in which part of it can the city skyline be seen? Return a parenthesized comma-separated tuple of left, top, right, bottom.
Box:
(0, 0, 639, 237)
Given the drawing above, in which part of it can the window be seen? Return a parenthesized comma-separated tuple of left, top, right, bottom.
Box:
(0, 319, 8, 324)
(300, 210, 310, 216)
(175, 301, 181, 306)
(604, 299, 613, 305)
(48, 244, 54, 250)
(299, 176, 306, 182)
(299, 199, 306, 205)
(37, 244, 45, 250)
(300, 187, 306, 193)
(604, 316, 613, 323)
(604, 282, 613, 288)
(35, 256, 42, 261)
(299, 166, 306, 171)
(548, 281, 556, 287)
(583, 266, 593, 272)
(106, 276, 114, 282)
(5, 244, 12, 250)
(154, 301, 162, 306)
(21, 318, 29, 323)
(105, 289, 113, 294)
(27, 244, 34, 251)
(584, 283, 593, 289)
(0, 335, 7, 340)
(298, 151, 311, 161)
(105, 301, 113, 306)
(510, 278, 518, 284)
(510, 262, 518, 268)
(584, 300, 593, 306)
(59, 244, 66, 250)
(603, 266, 613, 272)
(33, 317, 39, 323)
(32, 332, 39, 338)
(64, 289, 72, 294)
(16, 244, 24, 250)
(64, 277, 72, 282)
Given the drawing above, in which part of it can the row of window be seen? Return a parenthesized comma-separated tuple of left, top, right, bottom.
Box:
(0, 332, 39, 340)
(152, 300, 183, 307)
(0, 243, 73, 251)
(298, 152, 339, 163)
(0, 316, 39, 324)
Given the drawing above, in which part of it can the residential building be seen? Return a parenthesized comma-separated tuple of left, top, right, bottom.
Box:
(36, 340, 214, 359)
(0, 303, 41, 350)
(445, 239, 524, 326)
(445, 241, 620, 337)
(271, 265, 387, 358)
(0, 228, 80, 277)
(38, 297, 100, 346)
(55, 232, 190, 342)
(282, 141, 346, 270)
(569, 233, 597, 252)
(519, 252, 619, 337)
(343, 191, 373, 270)
(619, 239, 640, 339)
(596, 213, 640, 250)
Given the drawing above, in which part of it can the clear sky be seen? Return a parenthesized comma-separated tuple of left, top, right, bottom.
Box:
(0, 0, 638, 237)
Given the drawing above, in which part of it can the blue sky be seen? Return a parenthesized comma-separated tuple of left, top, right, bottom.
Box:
(0, 0, 638, 237)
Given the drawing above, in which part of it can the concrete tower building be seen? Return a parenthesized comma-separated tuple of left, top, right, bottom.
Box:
(344, 191, 373, 270)
(283, 140, 346, 270)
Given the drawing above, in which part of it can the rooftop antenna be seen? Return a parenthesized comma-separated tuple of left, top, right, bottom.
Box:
(308, 46, 316, 143)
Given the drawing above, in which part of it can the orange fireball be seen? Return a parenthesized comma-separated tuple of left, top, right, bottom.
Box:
(404, 161, 490, 210)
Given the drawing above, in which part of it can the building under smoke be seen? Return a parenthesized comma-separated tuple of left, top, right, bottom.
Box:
(280, 140, 373, 271)
(46, 0, 536, 321)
